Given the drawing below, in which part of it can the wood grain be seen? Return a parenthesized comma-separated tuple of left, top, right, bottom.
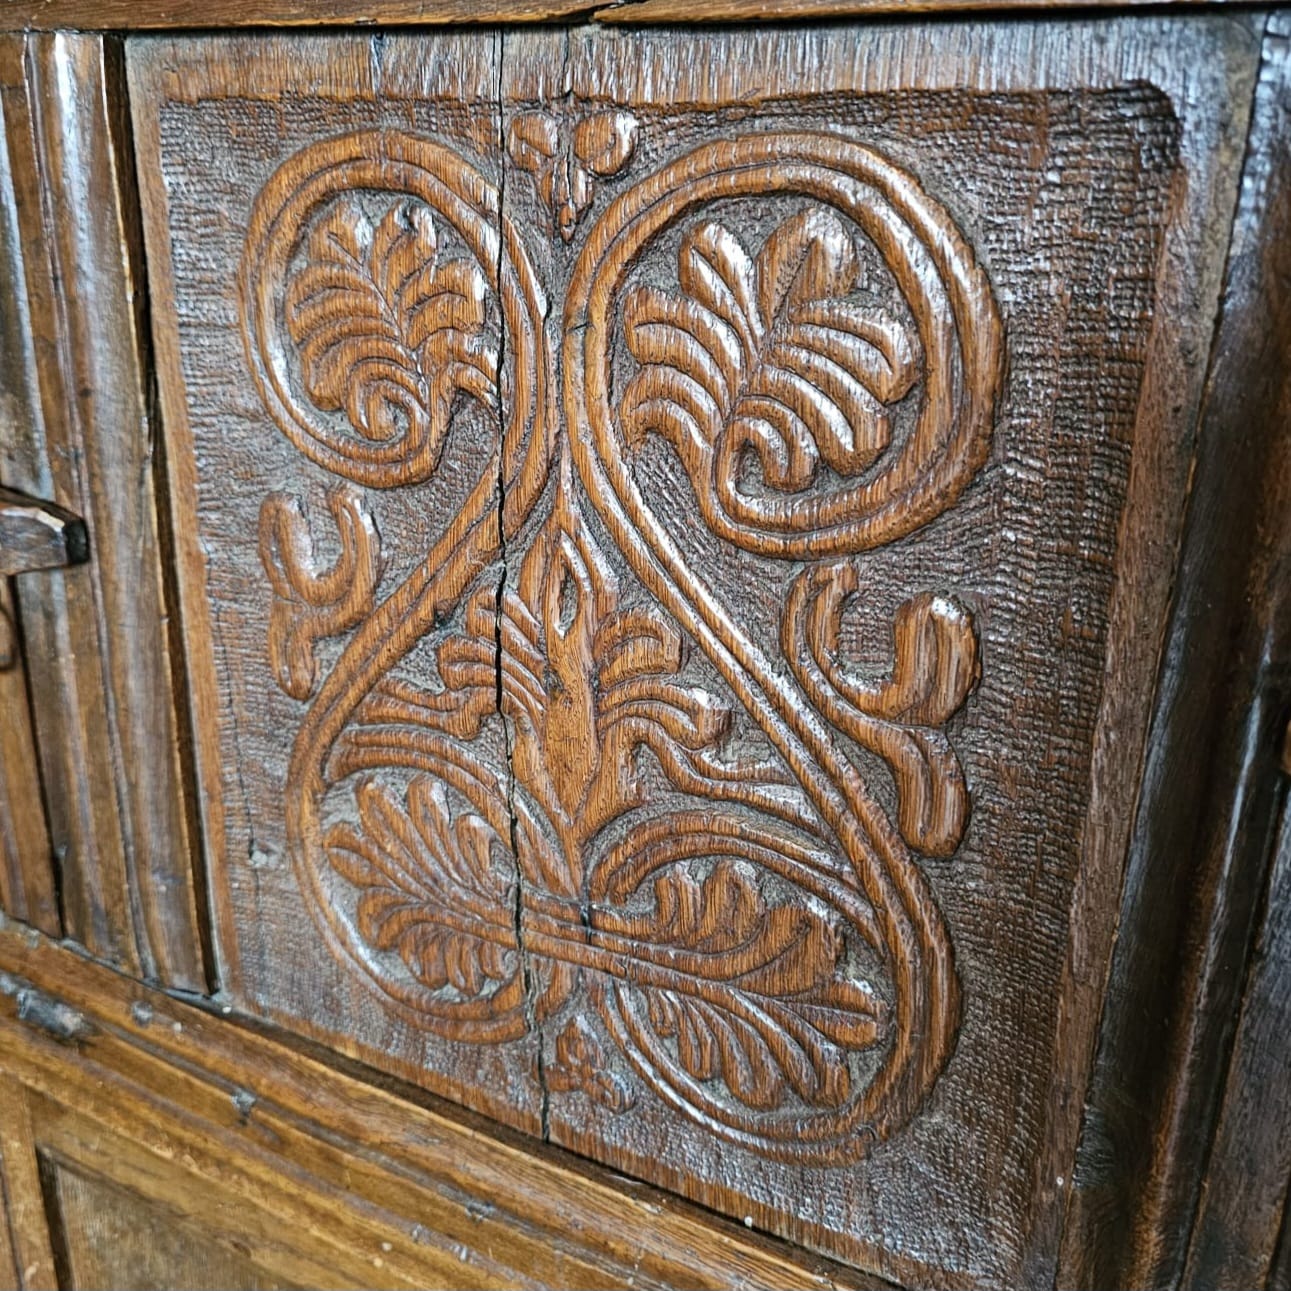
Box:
(0, 579, 56, 937)
(38, 1154, 298, 1291)
(0, 1078, 57, 1291)
(129, 30, 551, 1135)
(0, 0, 601, 30)
(1274, 1203, 1291, 1291)
(0, 1137, 16, 1291)
(129, 19, 1258, 1286)
(0, 84, 57, 939)
(0, 33, 205, 988)
(1059, 14, 1291, 1288)
(594, 0, 1233, 17)
(0, 916, 883, 1291)
(511, 24, 1256, 1285)
(0, 487, 87, 577)
(1181, 790, 1291, 1290)
(0, 0, 1240, 31)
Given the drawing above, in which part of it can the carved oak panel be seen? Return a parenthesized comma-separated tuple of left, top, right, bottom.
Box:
(129, 22, 1256, 1285)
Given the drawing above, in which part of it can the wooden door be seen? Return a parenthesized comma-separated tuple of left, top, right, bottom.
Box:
(0, 32, 205, 986)
(3, 11, 1289, 1290)
(123, 19, 1267, 1287)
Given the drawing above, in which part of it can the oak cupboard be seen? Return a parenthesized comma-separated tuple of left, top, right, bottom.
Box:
(0, 7, 1288, 1290)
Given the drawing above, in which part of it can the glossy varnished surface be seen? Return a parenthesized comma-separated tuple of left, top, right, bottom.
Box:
(127, 20, 1259, 1285)
(0, 918, 881, 1291)
(0, 33, 206, 989)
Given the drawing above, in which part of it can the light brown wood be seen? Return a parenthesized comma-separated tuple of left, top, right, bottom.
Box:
(37, 1151, 299, 1291)
(0, 578, 56, 937)
(0, 33, 206, 989)
(0, 917, 880, 1290)
(0, 1143, 16, 1291)
(0, 1078, 57, 1291)
(0, 0, 599, 30)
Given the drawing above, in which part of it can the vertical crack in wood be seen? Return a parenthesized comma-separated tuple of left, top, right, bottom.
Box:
(492, 28, 550, 1141)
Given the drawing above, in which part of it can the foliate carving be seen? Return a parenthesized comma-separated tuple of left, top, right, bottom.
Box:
(240, 131, 529, 490)
(259, 486, 382, 701)
(573, 133, 1003, 558)
(240, 123, 1002, 1162)
(324, 777, 519, 1001)
(592, 817, 885, 1117)
(785, 565, 979, 857)
(508, 108, 638, 240)
(621, 209, 920, 501)
(499, 478, 740, 868)
(285, 198, 495, 469)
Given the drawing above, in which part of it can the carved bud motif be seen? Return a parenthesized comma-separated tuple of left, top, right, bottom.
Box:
(259, 486, 382, 701)
(546, 1016, 637, 1113)
(508, 109, 639, 240)
(786, 564, 981, 856)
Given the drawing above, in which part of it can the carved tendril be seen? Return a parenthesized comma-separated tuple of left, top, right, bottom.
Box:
(259, 486, 383, 701)
(785, 562, 980, 856)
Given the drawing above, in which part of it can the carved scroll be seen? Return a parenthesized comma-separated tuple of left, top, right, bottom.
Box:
(259, 487, 382, 701)
(239, 122, 1002, 1162)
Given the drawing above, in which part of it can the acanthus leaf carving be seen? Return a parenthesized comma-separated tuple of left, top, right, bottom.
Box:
(593, 849, 885, 1112)
(241, 125, 1001, 1162)
(502, 478, 744, 877)
(324, 776, 522, 1001)
(357, 589, 499, 743)
(284, 198, 497, 482)
(621, 208, 920, 506)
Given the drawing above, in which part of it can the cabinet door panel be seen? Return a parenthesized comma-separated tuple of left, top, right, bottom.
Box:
(41, 1159, 296, 1291)
(0, 53, 58, 939)
(128, 32, 545, 1134)
(129, 22, 1257, 1286)
(0, 33, 204, 985)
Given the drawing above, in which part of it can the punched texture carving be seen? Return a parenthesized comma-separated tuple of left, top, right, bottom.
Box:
(239, 125, 1002, 1162)
(142, 23, 1229, 1277)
